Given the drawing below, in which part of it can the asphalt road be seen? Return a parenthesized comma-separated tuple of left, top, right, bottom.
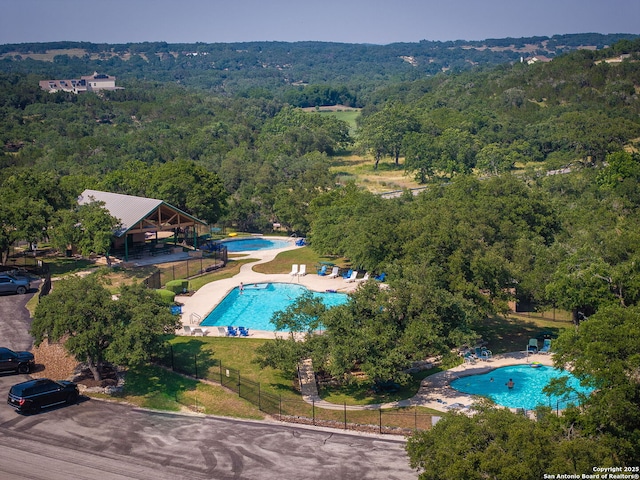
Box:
(0, 286, 418, 480)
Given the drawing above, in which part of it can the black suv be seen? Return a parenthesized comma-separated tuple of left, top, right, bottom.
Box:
(8, 378, 79, 414)
(0, 347, 35, 374)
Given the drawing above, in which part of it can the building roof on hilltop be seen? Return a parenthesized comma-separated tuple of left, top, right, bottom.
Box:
(78, 189, 207, 237)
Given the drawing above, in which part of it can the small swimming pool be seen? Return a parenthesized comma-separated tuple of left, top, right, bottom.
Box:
(450, 365, 594, 410)
(201, 283, 349, 331)
(222, 237, 292, 252)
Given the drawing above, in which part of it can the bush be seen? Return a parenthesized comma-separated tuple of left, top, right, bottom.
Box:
(165, 279, 188, 294)
(155, 289, 176, 304)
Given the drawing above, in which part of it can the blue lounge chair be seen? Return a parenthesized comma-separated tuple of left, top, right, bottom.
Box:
(295, 238, 306, 246)
(318, 265, 327, 276)
(539, 338, 551, 354)
(238, 326, 250, 337)
(227, 326, 238, 337)
(374, 272, 386, 282)
(342, 269, 353, 279)
(463, 352, 477, 364)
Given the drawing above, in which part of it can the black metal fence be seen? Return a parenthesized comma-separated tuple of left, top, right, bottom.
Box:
(158, 346, 433, 435)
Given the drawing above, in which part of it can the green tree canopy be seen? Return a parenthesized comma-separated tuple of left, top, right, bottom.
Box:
(31, 275, 180, 380)
(49, 200, 122, 257)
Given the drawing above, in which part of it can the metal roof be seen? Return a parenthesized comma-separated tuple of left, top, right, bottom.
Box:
(78, 189, 206, 237)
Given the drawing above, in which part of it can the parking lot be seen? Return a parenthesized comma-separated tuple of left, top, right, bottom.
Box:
(0, 284, 417, 480)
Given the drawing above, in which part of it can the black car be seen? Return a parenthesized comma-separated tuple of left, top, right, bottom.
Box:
(7, 378, 79, 414)
(0, 347, 35, 374)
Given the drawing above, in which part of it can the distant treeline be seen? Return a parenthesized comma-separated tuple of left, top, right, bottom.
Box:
(1, 33, 637, 105)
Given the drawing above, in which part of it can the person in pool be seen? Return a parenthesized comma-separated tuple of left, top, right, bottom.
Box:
(239, 282, 244, 294)
(506, 379, 515, 389)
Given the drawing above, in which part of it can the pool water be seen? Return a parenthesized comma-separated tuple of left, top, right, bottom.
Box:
(450, 365, 594, 410)
(201, 283, 349, 331)
(222, 237, 292, 252)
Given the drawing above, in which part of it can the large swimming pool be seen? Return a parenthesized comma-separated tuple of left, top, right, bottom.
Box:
(201, 283, 349, 331)
(450, 364, 594, 410)
(222, 237, 292, 252)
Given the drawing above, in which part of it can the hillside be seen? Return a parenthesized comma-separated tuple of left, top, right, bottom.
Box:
(0, 33, 637, 102)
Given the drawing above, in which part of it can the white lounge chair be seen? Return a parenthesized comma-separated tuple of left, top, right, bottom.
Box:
(344, 271, 358, 283)
(356, 272, 370, 282)
(192, 327, 208, 336)
(183, 325, 194, 335)
(217, 326, 227, 336)
(289, 264, 299, 276)
(327, 266, 339, 278)
(298, 264, 307, 276)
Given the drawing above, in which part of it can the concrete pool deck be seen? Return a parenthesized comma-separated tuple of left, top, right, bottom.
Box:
(407, 351, 555, 413)
(175, 238, 362, 338)
(297, 351, 555, 414)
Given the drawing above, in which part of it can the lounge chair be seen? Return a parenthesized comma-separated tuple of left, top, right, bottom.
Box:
(374, 272, 386, 282)
(298, 264, 307, 276)
(318, 265, 327, 276)
(238, 326, 250, 337)
(527, 338, 539, 353)
(227, 326, 238, 337)
(217, 326, 227, 336)
(463, 351, 477, 364)
(539, 338, 551, 354)
(289, 264, 299, 276)
(327, 266, 340, 278)
(481, 347, 492, 360)
(342, 268, 353, 279)
(295, 238, 306, 246)
(192, 327, 209, 336)
(357, 272, 370, 282)
(344, 270, 358, 283)
(183, 325, 194, 335)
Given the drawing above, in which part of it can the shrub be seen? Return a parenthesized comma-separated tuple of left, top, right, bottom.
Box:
(155, 289, 176, 304)
(165, 279, 188, 294)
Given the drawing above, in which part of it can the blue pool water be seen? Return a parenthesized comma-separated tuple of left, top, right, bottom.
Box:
(450, 365, 594, 410)
(201, 283, 349, 331)
(222, 237, 292, 252)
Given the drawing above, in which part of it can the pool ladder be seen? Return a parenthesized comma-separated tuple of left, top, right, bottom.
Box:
(190, 312, 202, 324)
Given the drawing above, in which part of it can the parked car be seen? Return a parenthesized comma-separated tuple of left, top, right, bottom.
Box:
(0, 273, 31, 295)
(0, 347, 35, 374)
(7, 378, 79, 414)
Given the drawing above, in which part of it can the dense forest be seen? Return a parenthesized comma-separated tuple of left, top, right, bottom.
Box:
(2, 35, 640, 473)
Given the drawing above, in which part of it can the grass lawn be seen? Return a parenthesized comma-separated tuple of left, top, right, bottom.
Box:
(112, 362, 265, 419)
(252, 247, 348, 275)
(167, 336, 301, 399)
(476, 313, 573, 354)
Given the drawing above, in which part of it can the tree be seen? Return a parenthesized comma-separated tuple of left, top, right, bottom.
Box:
(49, 201, 121, 258)
(357, 103, 419, 169)
(403, 132, 439, 183)
(551, 304, 640, 463)
(31, 275, 179, 380)
(0, 171, 73, 264)
(406, 404, 617, 480)
(147, 160, 228, 225)
(545, 248, 617, 324)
